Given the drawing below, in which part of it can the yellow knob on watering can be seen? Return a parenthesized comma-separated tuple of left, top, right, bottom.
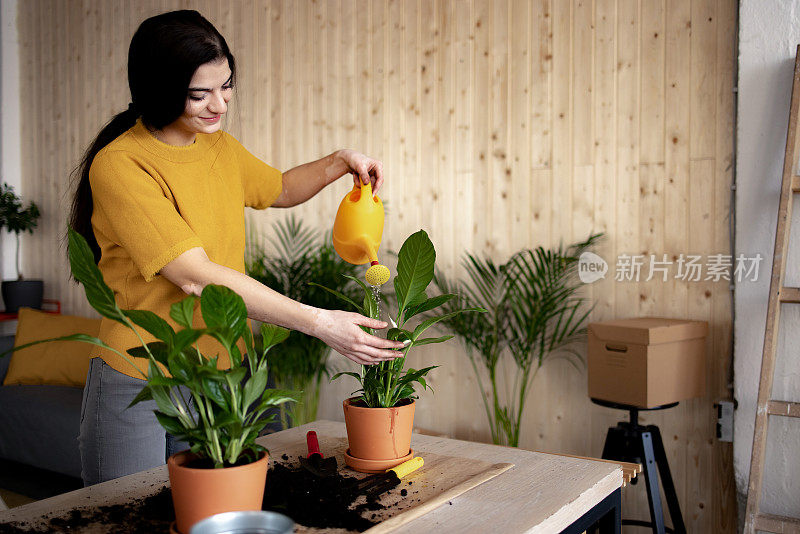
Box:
(332, 182, 391, 286)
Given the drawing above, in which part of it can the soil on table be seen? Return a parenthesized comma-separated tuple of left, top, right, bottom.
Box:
(0, 458, 406, 534)
(262, 457, 402, 532)
(0, 485, 174, 534)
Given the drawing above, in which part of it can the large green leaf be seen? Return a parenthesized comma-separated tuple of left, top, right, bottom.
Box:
(150, 385, 180, 417)
(411, 335, 454, 346)
(127, 386, 153, 409)
(200, 285, 248, 342)
(404, 294, 456, 321)
(67, 228, 124, 322)
(259, 324, 290, 352)
(127, 342, 170, 367)
(242, 368, 269, 412)
(123, 310, 175, 342)
(172, 329, 205, 353)
(394, 230, 436, 318)
(154, 412, 185, 435)
(200, 375, 228, 409)
(170, 296, 197, 328)
(255, 389, 303, 411)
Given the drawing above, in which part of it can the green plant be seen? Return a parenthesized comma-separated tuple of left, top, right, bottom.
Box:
(314, 229, 485, 408)
(0, 183, 40, 280)
(434, 234, 601, 446)
(3, 228, 300, 468)
(246, 215, 362, 428)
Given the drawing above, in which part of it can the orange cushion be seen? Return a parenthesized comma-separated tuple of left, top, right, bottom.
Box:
(3, 308, 102, 387)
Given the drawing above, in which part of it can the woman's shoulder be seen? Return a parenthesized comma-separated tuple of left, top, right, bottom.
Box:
(93, 126, 145, 164)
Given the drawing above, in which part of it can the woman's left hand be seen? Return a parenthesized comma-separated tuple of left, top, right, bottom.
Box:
(336, 149, 384, 193)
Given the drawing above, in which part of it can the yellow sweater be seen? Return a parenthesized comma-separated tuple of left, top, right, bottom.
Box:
(88, 119, 282, 379)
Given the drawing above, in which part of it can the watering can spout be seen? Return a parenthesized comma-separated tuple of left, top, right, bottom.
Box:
(332, 183, 391, 286)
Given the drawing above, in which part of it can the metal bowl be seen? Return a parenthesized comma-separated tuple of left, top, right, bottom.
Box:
(189, 511, 294, 534)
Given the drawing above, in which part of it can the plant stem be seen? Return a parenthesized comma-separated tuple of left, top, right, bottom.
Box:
(15, 234, 20, 280)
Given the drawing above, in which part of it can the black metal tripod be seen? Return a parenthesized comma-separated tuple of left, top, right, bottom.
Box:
(592, 398, 686, 534)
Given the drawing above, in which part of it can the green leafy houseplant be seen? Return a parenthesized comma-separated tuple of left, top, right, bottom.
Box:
(434, 234, 601, 446)
(5, 228, 300, 468)
(0, 183, 40, 280)
(246, 215, 361, 428)
(314, 229, 485, 408)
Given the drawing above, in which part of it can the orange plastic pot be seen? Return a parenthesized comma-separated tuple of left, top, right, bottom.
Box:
(342, 397, 415, 464)
(167, 450, 269, 534)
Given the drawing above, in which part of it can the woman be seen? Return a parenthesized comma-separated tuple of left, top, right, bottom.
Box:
(69, 10, 403, 486)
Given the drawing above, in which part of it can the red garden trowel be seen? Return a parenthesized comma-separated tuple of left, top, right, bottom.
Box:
(299, 431, 338, 477)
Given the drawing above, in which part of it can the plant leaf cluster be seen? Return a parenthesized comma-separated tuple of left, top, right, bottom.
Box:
(314, 230, 485, 408)
(0, 183, 40, 235)
(246, 215, 362, 427)
(3, 228, 300, 468)
(433, 233, 602, 446)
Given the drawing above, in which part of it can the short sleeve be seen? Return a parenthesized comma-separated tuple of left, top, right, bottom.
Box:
(224, 133, 283, 209)
(89, 151, 204, 282)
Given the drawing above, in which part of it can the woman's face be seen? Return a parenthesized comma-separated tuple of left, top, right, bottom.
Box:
(166, 58, 233, 142)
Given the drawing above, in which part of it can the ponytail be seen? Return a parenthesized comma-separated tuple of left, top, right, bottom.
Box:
(68, 106, 139, 266)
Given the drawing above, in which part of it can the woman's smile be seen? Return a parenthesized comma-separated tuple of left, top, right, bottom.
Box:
(200, 115, 221, 123)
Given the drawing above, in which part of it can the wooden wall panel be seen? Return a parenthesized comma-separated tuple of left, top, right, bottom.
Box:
(17, 1, 737, 530)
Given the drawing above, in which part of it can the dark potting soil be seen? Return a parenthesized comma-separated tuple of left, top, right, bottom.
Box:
(183, 456, 252, 469)
(350, 398, 413, 409)
(262, 459, 402, 532)
(1, 459, 408, 534)
(0, 485, 174, 534)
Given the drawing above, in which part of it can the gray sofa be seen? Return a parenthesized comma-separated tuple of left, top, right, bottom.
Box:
(0, 335, 83, 479)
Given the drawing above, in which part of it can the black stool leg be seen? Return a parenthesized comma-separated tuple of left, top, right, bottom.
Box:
(601, 425, 625, 462)
(640, 431, 666, 534)
(648, 426, 686, 534)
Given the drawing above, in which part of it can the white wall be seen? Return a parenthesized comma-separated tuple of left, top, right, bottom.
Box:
(736, 0, 800, 524)
(0, 0, 20, 331)
(0, 0, 19, 282)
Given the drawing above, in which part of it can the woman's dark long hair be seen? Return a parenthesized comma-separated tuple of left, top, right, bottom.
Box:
(69, 10, 236, 265)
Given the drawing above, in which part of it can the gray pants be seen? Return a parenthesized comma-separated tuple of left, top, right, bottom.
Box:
(79, 357, 193, 486)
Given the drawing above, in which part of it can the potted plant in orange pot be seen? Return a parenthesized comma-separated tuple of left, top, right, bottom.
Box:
(4, 229, 300, 534)
(314, 230, 484, 472)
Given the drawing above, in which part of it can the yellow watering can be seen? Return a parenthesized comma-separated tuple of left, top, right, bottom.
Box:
(332, 182, 391, 286)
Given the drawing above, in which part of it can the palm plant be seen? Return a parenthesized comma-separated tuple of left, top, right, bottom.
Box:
(247, 215, 361, 428)
(434, 234, 601, 446)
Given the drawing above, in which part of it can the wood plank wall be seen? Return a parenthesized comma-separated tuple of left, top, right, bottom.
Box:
(17, 1, 736, 531)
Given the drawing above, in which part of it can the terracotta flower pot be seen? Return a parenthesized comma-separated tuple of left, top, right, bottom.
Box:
(167, 450, 269, 534)
(342, 397, 415, 470)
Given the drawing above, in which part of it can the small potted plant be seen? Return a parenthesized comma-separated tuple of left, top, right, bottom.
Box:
(5, 229, 300, 534)
(314, 230, 484, 472)
(246, 215, 362, 428)
(0, 183, 42, 311)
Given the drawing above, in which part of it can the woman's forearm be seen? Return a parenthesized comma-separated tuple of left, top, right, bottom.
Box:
(162, 248, 319, 335)
(272, 151, 348, 208)
(160, 248, 404, 364)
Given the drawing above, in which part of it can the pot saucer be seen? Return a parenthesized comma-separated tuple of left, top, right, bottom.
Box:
(344, 448, 413, 473)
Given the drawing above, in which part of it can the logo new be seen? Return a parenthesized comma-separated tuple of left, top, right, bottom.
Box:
(578, 252, 608, 284)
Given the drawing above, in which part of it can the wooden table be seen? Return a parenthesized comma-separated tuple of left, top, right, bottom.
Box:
(0, 420, 623, 533)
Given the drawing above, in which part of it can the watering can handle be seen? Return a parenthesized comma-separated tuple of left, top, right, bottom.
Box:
(352, 181, 373, 203)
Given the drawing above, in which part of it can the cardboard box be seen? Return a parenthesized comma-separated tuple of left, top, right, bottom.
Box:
(587, 317, 708, 408)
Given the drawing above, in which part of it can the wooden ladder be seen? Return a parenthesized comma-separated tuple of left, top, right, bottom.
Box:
(743, 44, 800, 534)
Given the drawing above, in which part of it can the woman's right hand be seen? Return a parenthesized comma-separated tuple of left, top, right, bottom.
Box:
(309, 309, 405, 365)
